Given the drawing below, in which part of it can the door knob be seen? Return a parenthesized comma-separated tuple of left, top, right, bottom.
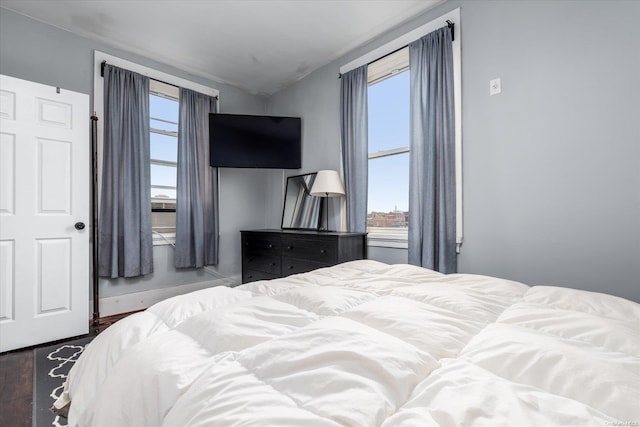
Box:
(74, 222, 86, 230)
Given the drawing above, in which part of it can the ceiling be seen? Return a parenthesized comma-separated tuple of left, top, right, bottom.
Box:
(0, 0, 443, 96)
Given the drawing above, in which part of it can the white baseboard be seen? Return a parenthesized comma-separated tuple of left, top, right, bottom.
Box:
(90, 275, 242, 318)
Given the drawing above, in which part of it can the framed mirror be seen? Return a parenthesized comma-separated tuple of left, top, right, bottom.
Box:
(281, 173, 322, 230)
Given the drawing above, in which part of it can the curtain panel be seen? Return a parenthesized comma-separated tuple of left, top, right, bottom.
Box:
(340, 65, 369, 233)
(408, 26, 457, 273)
(98, 64, 153, 278)
(175, 88, 219, 268)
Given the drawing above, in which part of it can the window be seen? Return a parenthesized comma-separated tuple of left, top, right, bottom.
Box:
(149, 80, 179, 238)
(367, 47, 410, 246)
(339, 9, 462, 250)
(94, 52, 220, 246)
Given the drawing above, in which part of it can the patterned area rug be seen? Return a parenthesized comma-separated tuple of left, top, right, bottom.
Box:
(33, 337, 93, 427)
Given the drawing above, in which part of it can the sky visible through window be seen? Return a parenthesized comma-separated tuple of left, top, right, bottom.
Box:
(368, 70, 410, 214)
(150, 94, 179, 200)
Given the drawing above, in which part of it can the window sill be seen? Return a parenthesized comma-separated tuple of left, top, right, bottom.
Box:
(152, 232, 176, 246)
(367, 228, 408, 249)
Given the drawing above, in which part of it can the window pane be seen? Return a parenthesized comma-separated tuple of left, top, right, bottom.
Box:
(150, 94, 178, 123)
(150, 118, 178, 133)
(151, 188, 176, 200)
(150, 164, 176, 188)
(367, 152, 409, 228)
(152, 211, 176, 233)
(149, 90, 178, 232)
(150, 133, 178, 162)
(368, 70, 410, 154)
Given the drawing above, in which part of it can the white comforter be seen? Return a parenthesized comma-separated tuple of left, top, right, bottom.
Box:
(57, 260, 640, 426)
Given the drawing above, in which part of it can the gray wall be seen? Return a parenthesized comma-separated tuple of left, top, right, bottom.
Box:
(265, 49, 345, 231)
(0, 8, 271, 298)
(2, 2, 639, 302)
(266, 0, 640, 302)
(457, 0, 640, 302)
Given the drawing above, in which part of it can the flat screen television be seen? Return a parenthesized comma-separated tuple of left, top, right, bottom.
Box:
(209, 113, 301, 169)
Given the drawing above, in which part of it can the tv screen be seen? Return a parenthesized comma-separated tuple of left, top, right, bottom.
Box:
(209, 113, 301, 169)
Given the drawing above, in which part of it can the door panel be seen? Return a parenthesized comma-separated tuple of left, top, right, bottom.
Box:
(36, 97, 72, 128)
(0, 132, 15, 215)
(0, 240, 14, 321)
(37, 238, 71, 314)
(38, 138, 72, 214)
(0, 74, 89, 352)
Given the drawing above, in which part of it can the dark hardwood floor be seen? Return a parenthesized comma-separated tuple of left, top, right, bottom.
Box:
(0, 349, 33, 427)
(0, 313, 134, 427)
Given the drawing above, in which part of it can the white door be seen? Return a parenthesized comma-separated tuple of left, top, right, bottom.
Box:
(0, 74, 89, 352)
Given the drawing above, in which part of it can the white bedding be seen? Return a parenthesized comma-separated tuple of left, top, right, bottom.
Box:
(57, 260, 640, 426)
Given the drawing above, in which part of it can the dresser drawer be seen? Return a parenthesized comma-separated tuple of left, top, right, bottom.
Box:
(281, 257, 329, 276)
(243, 269, 280, 283)
(242, 235, 280, 256)
(281, 237, 337, 263)
(243, 254, 280, 275)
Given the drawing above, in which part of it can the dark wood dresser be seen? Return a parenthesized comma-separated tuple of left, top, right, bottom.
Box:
(241, 229, 367, 283)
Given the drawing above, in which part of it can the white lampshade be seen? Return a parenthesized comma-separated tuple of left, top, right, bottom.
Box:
(310, 170, 345, 197)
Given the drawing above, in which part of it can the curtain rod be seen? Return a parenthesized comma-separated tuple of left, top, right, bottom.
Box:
(338, 20, 455, 79)
(100, 60, 219, 100)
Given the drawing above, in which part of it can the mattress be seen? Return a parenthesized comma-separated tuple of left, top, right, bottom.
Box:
(56, 260, 640, 426)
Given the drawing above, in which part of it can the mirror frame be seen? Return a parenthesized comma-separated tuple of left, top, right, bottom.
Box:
(281, 172, 322, 230)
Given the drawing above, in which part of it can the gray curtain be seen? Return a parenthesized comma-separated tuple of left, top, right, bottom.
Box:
(98, 64, 153, 278)
(175, 88, 219, 268)
(340, 65, 368, 233)
(408, 26, 457, 273)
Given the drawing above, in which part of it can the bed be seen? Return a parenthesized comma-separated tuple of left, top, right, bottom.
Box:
(55, 260, 639, 426)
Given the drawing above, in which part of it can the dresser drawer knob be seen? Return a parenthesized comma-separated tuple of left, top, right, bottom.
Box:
(320, 249, 326, 254)
(271, 262, 276, 266)
(268, 244, 273, 248)
(287, 265, 294, 270)
(287, 245, 293, 250)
